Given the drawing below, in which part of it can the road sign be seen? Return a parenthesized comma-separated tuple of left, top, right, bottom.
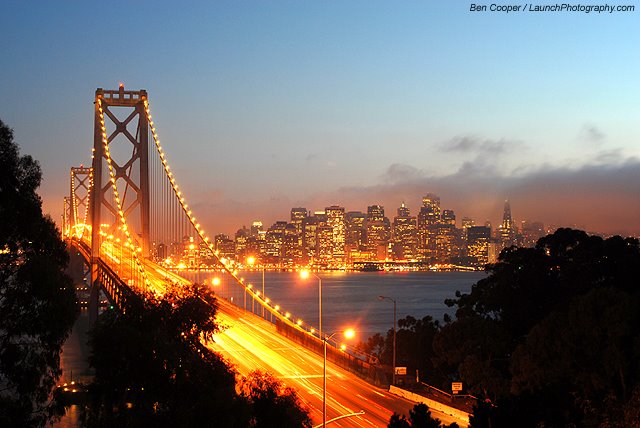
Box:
(394, 366, 407, 375)
(452, 382, 463, 394)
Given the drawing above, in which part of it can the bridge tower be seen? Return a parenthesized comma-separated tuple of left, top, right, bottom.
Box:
(89, 85, 151, 322)
(69, 166, 92, 233)
(62, 196, 71, 238)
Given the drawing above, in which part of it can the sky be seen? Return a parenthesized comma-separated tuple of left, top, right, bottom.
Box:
(1, 1, 639, 236)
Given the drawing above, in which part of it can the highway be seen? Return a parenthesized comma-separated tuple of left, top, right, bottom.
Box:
(82, 238, 467, 426)
(209, 299, 467, 427)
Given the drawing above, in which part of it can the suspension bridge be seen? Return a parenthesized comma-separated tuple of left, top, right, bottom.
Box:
(61, 85, 466, 427)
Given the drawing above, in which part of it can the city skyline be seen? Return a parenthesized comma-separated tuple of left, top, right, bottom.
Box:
(2, 2, 639, 237)
(157, 196, 547, 271)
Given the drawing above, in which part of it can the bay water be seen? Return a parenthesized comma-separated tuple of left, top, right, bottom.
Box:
(189, 270, 486, 337)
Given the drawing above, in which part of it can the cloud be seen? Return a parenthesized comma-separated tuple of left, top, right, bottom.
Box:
(381, 163, 423, 184)
(186, 154, 640, 238)
(580, 124, 606, 145)
(299, 156, 640, 236)
(440, 136, 521, 156)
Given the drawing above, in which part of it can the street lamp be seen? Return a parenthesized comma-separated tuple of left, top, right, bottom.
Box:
(378, 295, 397, 386)
(247, 284, 254, 313)
(322, 329, 355, 428)
(247, 256, 265, 317)
(301, 270, 354, 427)
(299, 270, 322, 338)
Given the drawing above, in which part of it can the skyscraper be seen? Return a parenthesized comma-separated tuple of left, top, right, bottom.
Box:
(392, 202, 418, 261)
(290, 208, 308, 233)
(289, 208, 307, 262)
(366, 205, 390, 261)
(345, 211, 367, 262)
(499, 200, 515, 248)
(417, 194, 442, 262)
(467, 225, 491, 267)
(325, 206, 346, 266)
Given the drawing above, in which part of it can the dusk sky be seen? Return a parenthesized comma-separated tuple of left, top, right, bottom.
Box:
(2, 1, 639, 236)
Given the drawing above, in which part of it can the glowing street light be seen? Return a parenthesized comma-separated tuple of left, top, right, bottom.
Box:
(299, 269, 322, 338)
(300, 269, 355, 427)
(247, 255, 265, 317)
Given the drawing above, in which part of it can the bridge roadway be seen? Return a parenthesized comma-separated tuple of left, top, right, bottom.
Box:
(209, 299, 467, 427)
(76, 240, 466, 427)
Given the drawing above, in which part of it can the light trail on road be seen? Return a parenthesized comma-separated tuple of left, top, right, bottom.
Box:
(209, 299, 467, 427)
(90, 244, 467, 427)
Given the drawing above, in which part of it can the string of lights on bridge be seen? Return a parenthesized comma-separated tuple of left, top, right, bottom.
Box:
(97, 97, 152, 291)
(71, 90, 356, 352)
(70, 168, 92, 240)
(142, 99, 343, 346)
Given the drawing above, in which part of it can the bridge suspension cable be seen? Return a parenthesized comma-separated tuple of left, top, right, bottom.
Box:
(142, 98, 330, 335)
(97, 98, 151, 292)
(83, 88, 330, 342)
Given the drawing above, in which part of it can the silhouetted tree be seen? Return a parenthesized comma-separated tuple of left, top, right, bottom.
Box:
(0, 118, 78, 426)
(388, 413, 411, 428)
(356, 332, 385, 360)
(84, 284, 247, 427)
(388, 403, 460, 428)
(363, 315, 445, 387)
(240, 370, 311, 428)
(85, 283, 311, 427)
(395, 316, 443, 384)
(435, 228, 640, 426)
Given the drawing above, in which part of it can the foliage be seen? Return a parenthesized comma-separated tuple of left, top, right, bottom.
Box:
(360, 315, 444, 386)
(0, 118, 78, 426)
(435, 228, 640, 426)
(239, 370, 311, 428)
(388, 403, 459, 428)
(84, 283, 246, 427)
(356, 332, 385, 361)
(84, 283, 311, 427)
(395, 316, 442, 384)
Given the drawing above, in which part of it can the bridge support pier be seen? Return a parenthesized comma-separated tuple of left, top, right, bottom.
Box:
(89, 262, 100, 325)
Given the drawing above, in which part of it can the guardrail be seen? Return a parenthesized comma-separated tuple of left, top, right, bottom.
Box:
(275, 318, 389, 385)
(389, 385, 471, 424)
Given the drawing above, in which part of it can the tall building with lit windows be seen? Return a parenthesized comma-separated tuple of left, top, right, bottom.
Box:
(392, 202, 418, 261)
(302, 215, 320, 264)
(467, 225, 491, 267)
(345, 211, 367, 262)
(234, 226, 250, 260)
(265, 221, 287, 265)
(417, 194, 441, 262)
(315, 225, 334, 266)
(282, 223, 299, 267)
(461, 217, 475, 241)
(499, 200, 515, 248)
(290, 208, 308, 233)
(289, 208, 307, 262)
(214, 234, 235, 261)
(366, 205, 390, 261)
(325, 206, 346, 266)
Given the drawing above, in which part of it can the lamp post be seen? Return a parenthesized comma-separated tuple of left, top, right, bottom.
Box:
(247, 256, 266, 317)
(378, 295, 396, 386)
(301, 269, 338, 427)
(322, 329, 355, 428)
(299, 270, 322, 339)
(248, 284, 255, 313)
